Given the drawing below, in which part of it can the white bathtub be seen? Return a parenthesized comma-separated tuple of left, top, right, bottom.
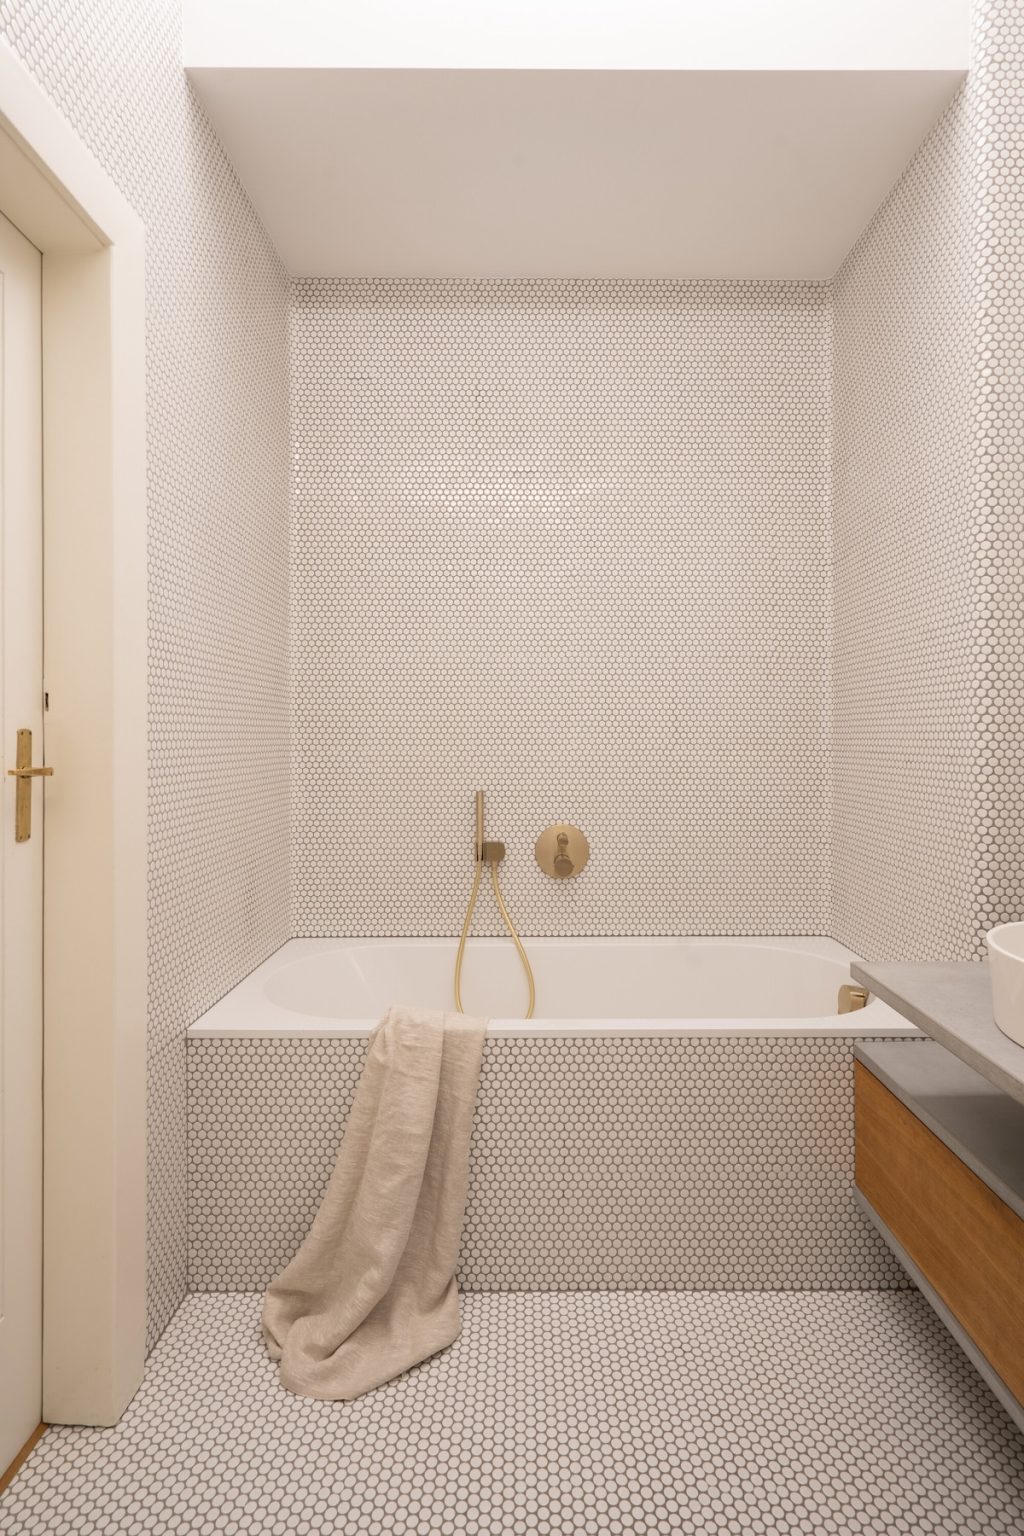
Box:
(189, 936, 913, 1039)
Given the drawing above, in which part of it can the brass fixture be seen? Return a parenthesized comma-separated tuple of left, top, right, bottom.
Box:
(7, 728, 53, 843)
(535, 823, 589, 879)
(455, 791, 536, 1019)
(838, 983, 869, 1014)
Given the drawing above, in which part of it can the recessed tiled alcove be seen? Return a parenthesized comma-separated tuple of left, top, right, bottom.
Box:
(3, 0, 1021, 1352)
(2, 0, 1024, 1531)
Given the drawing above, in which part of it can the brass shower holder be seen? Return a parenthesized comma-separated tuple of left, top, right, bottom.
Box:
(535, 823, 589, 879)
(457, 791, 536, 1019)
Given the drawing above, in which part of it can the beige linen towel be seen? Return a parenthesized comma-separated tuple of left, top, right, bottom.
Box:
(261, 1005, 486, 1400)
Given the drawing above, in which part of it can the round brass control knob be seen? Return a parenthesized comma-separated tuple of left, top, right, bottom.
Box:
(535, 823, 589, 879)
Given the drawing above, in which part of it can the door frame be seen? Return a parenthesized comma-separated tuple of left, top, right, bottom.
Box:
(0, 42, 146, 1425)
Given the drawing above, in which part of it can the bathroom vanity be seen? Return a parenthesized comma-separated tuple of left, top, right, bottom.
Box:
(853, 963, 1024, 1434)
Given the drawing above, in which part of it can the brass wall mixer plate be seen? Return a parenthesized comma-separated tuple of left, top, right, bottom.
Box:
(535, 823, 589, 879)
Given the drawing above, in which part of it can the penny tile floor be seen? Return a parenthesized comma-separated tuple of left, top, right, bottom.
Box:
(2, 1291, 1023, 1535)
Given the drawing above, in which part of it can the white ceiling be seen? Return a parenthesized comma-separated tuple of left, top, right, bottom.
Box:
(187, 67, 964, 280)
(184, 0, 967, 280)
(183, 0, 969, 73)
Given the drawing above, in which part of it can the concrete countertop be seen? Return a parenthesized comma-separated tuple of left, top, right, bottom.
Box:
(851, 960, 1024, 1110)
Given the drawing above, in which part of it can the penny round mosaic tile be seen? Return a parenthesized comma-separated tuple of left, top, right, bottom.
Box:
(2, 1292, 1022, 1535)
(188, 1035, 908, 1293)
(290, 276, 833, 942)
(833, 0, 1024, 965)
(0, 0, 291, 1349)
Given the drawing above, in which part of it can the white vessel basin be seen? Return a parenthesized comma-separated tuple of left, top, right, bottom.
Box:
(986, 923, 1024, 1048)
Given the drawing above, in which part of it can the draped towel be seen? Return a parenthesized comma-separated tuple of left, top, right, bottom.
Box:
(262, 1005, 486, 1400)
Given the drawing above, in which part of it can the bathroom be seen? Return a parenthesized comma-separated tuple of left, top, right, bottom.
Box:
(1, 0, 1023, 1530)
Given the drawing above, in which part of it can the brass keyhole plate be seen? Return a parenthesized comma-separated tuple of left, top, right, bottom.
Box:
(535, 823, 589, 880)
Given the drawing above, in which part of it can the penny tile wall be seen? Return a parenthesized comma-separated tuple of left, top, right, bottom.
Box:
(0, 0, 291, 1346)
(188, 1034, 907, 1292)
(291, 278, 833, 939)
(832, 0, 1024, 962)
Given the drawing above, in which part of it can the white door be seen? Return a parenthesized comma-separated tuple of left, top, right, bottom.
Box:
(0, 210, 44, 1471)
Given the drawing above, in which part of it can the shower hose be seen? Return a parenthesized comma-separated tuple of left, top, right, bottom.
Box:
(454, 858, 536, 1019)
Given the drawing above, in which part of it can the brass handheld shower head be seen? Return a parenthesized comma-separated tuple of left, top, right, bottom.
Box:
(455, 791, 535, 1018)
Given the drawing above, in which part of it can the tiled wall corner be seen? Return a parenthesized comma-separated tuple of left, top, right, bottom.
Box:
(290, 279, 833, 939)
(832, 0, 1024, 962)
(832, 79, 977, 962)
(969, 0, 1024, 944)
(0, 0, 291, 1347)
(188, 1034, 907, 1293)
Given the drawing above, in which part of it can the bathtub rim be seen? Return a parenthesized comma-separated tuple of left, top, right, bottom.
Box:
(187, 935, 920, 1040)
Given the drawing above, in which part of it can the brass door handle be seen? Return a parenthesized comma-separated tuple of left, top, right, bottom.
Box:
(7, 728, 53, 842)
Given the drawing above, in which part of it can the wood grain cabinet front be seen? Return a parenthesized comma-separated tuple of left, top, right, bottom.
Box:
(855, 1060, 1024, 1406)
